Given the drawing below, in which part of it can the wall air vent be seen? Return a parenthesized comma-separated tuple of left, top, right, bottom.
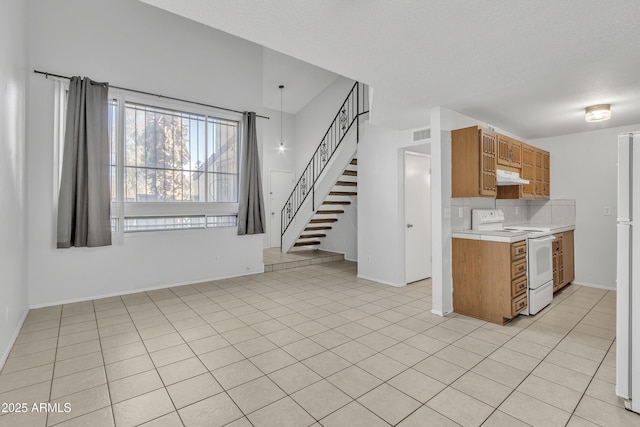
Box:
(412, 128, 430, 142)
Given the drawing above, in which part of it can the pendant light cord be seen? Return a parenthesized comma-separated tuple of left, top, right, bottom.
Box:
(279, 85, 284, 146)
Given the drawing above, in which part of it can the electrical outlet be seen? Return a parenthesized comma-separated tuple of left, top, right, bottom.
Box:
(367, 255, 372, 263)
(444, 208, 451, 219)
(458, 207, 463, 218)
(604, 206, 611, 216)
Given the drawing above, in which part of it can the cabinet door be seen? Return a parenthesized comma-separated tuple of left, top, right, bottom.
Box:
(563, 230, 575, 283)
(534, 149, 544, 198)
(479, 130, 497, 196)
(543, 151, 550, 198)
(521, 144, 535, 198)
(497, 135, 511, 167)
(552, 252, 558, 287)
(509, 140, 522, 168)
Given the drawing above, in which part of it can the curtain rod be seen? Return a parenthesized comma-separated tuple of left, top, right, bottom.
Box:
(34, 70, 270, 120)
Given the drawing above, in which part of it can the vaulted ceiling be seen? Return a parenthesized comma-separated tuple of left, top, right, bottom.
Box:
(139, 0, 640, 139)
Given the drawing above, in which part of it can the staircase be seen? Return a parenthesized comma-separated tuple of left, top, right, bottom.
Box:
(294, 158, 357, 248)
(280, 82, 368, 253)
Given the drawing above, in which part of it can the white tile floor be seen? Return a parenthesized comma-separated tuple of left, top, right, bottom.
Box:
(0, 260, 638, 426)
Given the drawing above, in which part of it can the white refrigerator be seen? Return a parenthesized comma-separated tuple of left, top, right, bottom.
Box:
(617, 132, 640, 414)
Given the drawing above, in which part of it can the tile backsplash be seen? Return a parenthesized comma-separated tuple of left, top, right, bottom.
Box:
(450, 198, 576, 231)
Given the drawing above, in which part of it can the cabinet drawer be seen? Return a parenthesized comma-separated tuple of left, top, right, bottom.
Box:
(512, 259, 527, 279)
(512, 294, 528, 316)
(511, 241, 527, 260)
(554, 234, 563, 252)
(512, 276, 527, 297)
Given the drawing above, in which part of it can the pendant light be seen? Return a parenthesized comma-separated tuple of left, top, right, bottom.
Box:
(278, 84, 285, 152)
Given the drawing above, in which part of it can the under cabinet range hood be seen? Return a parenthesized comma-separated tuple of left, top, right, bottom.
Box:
(496, 169, 530, 185)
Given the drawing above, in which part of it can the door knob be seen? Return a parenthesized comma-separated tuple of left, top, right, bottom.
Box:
(406, 224, 413, 228)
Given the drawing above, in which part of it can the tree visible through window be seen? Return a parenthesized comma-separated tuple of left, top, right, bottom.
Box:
(122, 102, 237, 204)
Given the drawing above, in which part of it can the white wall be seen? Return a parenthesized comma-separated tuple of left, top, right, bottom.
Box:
(0, 0, 29, 366)
(294, 77, 355, 173)
(357, 124, 435, 286)
(358, 124, 406, 285)
(261, 107, 295, 248)
(27, 0, 266, 307)
(531, 124, 640, 289)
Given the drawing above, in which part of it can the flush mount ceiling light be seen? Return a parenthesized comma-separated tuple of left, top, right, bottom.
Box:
(278, 84, 285, 152)
(584, 104, 611, 123)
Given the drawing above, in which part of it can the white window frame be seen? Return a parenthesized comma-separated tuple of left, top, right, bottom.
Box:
(53, 82, 242, 237)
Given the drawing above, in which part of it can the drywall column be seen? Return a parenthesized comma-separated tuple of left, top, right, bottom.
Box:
(430, 107, 452, 315)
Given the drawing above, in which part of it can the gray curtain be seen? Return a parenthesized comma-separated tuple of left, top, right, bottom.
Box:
(57, 77, 112, 248)
(237, 112, 266, 235)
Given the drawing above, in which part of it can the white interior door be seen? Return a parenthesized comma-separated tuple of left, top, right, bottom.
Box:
(270, 170, 294, 248)
(405, 152, 431, 283)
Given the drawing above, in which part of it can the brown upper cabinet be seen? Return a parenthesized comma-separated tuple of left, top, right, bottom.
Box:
(452, 126, 497, 197)
(497, 135, 522, 168)
(535, 149, 544, 197)
(451, 126, 550, 200)
(520, 143, 536, 198)
(531, 148, 551, 199)
(543, 151, 550, 198)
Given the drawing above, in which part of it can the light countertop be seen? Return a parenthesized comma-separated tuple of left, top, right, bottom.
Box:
(452, 224, 575, 243)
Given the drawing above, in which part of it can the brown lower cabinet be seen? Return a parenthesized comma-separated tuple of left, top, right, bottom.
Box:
(553, 230, 575, 292)
(453, 238, 528, 324)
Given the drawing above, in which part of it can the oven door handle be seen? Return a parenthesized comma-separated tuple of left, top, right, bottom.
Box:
(531, 236, 556, 243)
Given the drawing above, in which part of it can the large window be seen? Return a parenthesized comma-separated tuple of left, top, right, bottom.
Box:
(56, 81, 240, 234)
(121, 102, 238, 204)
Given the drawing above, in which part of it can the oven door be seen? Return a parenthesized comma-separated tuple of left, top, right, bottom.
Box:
(527, 235, 555, 289)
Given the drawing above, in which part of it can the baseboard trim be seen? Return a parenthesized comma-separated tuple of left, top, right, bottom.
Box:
(572, 281, 616, 291)
(356, 274, 405, 287)
(0, 309, 29, 371)
(29, 268, 264, 309)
